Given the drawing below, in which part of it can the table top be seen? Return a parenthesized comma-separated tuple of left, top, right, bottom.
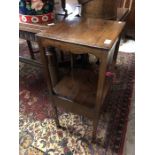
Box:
(19, 8, 128, 34)
(37, 17, 125, 50)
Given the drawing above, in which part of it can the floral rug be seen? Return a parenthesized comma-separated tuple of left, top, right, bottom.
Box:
(19, 40, 135, 155)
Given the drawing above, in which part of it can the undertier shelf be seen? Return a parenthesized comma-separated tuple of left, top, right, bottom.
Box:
(53, 69, 98, 108)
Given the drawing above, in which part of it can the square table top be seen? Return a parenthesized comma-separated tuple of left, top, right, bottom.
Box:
(37, 17, 125, 50)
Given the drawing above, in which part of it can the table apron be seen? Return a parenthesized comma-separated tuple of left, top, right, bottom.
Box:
(37, 37, 109, 58)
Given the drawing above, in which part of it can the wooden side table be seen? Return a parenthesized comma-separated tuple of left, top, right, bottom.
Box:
(36, 17, 125, 141)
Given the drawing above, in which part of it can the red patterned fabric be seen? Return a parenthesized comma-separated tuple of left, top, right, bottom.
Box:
(19, 12, 54, 23)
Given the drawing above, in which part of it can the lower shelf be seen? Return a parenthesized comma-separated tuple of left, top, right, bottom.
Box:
(53, 69, 98, 108)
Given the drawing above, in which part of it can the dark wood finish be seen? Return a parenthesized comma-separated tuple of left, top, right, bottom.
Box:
(117, 8, 129, 21)
(26, 40, 35, 59)
(37, 17, 125, 141)
(53, 69, 98, 108)
(122, 0, 133, 10)
(37, 18, 125, 50)
(117, 0, 135, 38)
(78, 0, 117, 19)
(46, 48, 59, 87)
(19, 4, 128, 140)
(19, 1, 128, 139)
(126, 0, 135, 38)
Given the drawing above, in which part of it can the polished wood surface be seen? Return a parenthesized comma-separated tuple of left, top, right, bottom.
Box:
(53, 68, 98, 108)
(37, 17, 125, 50)
(36, 17, 125, 141)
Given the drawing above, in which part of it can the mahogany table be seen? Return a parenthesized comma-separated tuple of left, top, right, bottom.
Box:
(36, 17, 125, 140)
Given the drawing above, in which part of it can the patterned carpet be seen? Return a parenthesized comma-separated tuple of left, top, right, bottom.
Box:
(19, 40, 135, 155)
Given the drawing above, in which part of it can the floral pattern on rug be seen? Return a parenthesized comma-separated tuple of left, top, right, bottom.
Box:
(19, 40, 135, 155)
(19, 112, 110, 155)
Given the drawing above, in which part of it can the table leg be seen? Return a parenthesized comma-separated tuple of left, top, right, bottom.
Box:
(26, 40, 35, 60)
(61, 0, 68, 15)
(113, 37, 121, 65)
(92, 53, 108, 141)
(49, 95, 60, 127)
(38, 39, 60, 127)
(92, 116, 99, 142)
(46, 47, 59, 87)
(60, 50, 64, 62)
